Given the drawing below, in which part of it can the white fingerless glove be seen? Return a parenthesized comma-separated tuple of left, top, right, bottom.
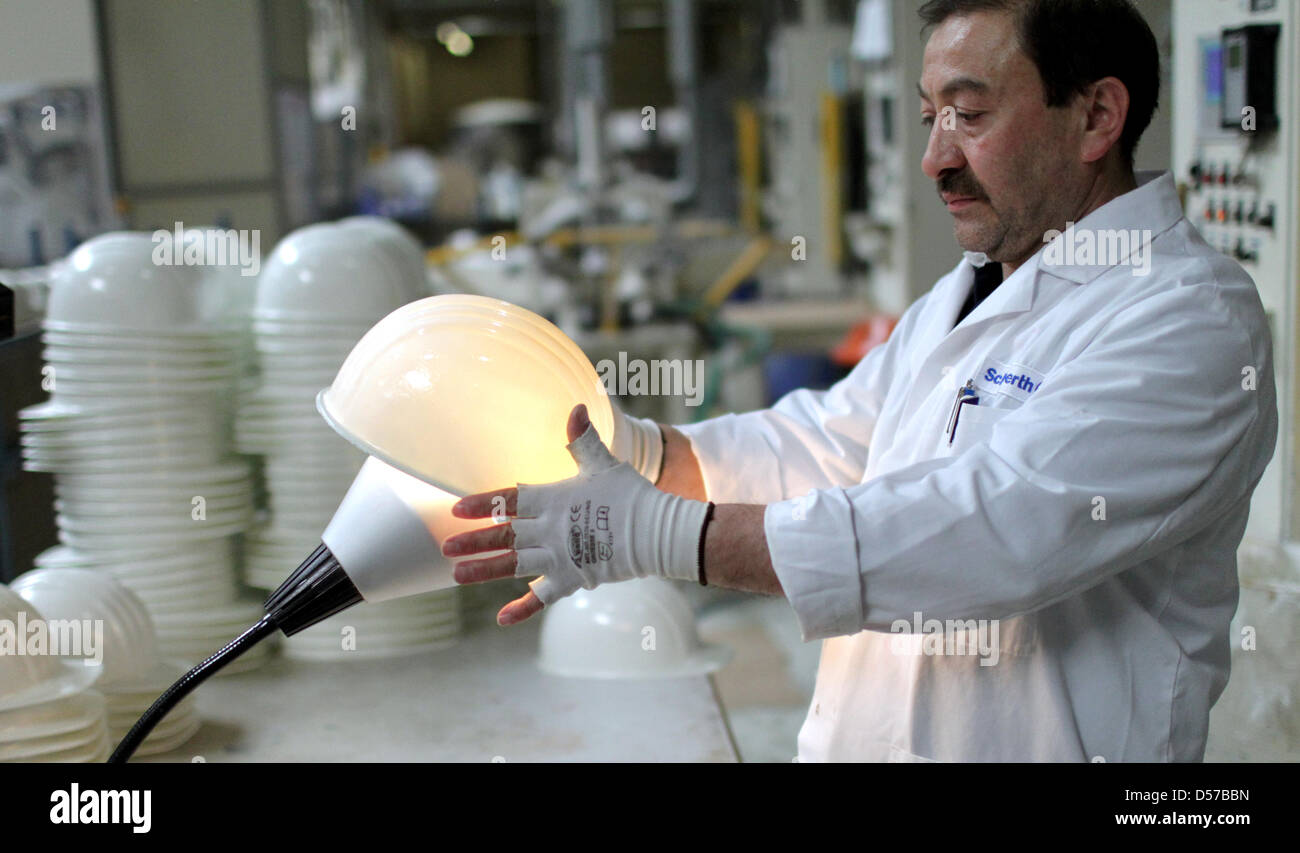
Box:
(609, 402, 664, 483)
(513, 423, 710, 605)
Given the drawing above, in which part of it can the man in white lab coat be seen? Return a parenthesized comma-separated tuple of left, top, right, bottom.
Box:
(444, 0, 1277, 761)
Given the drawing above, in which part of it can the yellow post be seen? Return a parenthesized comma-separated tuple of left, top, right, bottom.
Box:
(734, 100, 762, 234)
(820, 92, 844, 270)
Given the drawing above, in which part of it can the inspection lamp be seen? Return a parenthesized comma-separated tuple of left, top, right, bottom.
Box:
(110, 295, 615, 761)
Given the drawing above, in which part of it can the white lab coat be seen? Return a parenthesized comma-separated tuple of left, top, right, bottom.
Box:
(677, 171, 1277, 761)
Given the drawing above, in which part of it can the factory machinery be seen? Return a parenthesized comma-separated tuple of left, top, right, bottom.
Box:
(1170, 0, 1299, 761)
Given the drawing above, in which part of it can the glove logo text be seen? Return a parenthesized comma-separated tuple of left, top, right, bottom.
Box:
(568, 525, 584, 565)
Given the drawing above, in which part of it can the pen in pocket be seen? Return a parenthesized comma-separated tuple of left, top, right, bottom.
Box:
(945, 379, 980, 445)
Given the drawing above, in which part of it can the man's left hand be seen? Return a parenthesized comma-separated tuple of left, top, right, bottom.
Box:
(442, 404, 710, 626)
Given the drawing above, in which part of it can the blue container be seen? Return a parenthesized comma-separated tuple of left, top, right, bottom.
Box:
(763, 351, 844, 405)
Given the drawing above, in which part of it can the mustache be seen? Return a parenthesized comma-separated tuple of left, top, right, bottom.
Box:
(938, 171, 986, 201)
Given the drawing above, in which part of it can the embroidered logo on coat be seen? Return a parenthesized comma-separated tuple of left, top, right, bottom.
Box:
(973, 359, 1045, 404)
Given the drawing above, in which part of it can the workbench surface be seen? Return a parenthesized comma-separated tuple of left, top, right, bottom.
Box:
(140, 617, 740, 763)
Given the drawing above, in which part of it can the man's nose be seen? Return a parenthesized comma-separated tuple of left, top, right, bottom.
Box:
(921, 120, 965, 181)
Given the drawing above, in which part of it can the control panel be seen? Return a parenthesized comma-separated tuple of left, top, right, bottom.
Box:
(1173, 0, 1296, 548)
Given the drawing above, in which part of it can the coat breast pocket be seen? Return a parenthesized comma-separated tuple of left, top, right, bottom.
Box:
(943, 403, 1011, 457)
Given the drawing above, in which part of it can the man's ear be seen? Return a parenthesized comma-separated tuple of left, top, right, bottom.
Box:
(1078, 76, 1130, 165)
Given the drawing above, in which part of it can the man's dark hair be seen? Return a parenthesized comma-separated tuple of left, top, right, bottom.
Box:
(917, 0, 1160, 169)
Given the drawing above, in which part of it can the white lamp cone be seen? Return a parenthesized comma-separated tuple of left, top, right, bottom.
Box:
(321, 456, 466, 603)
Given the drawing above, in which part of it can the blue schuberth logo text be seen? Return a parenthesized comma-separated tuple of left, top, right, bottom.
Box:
(983, 367, 1041, 395)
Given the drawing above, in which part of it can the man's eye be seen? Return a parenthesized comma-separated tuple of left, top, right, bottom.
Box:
(922, 111, 980, 128)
